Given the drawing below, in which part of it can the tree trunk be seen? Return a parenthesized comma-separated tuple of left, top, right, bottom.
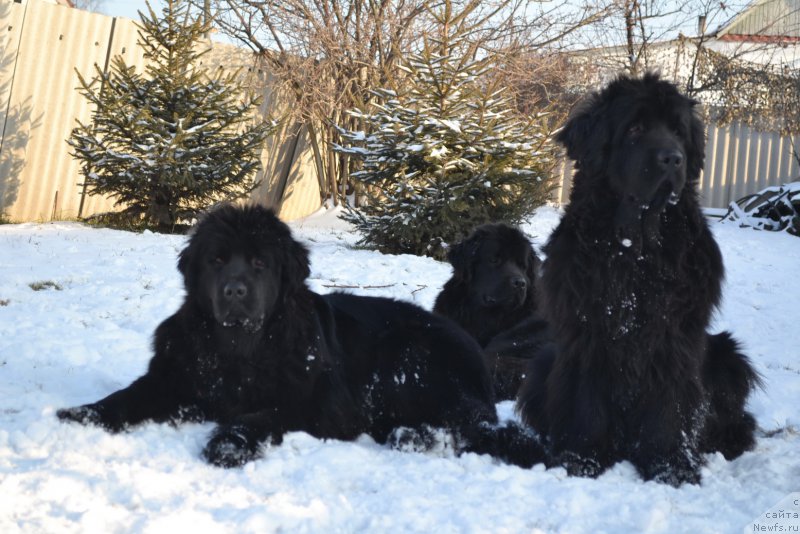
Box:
(624, 0, 639, 75)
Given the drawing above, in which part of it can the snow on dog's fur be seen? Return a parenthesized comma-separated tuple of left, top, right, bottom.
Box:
(516, 74, 761, 485)
(58, 204, 542, 467)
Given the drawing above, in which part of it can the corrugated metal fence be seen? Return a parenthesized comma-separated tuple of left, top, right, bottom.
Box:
(554, 119, 800, 209)
(701, 120, 800, 208)
(0, 0, 321, 223)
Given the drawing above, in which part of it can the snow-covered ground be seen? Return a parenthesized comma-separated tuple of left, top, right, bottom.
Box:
(0, 206, 798, 533)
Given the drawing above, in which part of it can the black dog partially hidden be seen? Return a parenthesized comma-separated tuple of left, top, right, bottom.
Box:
(434, 224, 548, 400)
(516, 74, 761, 485)
(58, 205, 541, 468)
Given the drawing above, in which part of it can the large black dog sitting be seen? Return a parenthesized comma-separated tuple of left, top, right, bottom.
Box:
(58, 204, 540, 468)
(434, 224, 548, 400)
(516, 74, 761, 485)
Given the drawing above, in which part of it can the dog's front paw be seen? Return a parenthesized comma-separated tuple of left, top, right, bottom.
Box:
(57, 405, 103, 427)
(558, 450, 605, 478)
(649, 457, 703, 487)
(56, 404, 124, 432)
(653, 466, 701, 487)
(388, 425, 436, 453)
(202, 425, 261, 468)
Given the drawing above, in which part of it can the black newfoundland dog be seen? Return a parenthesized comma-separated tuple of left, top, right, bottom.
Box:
(516, 74, 761, 485)
(433, 224, 548, 400)
(58, 205, 536, 467)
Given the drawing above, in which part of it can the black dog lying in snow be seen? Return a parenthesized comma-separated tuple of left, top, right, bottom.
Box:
(58, 204, 541, 467)
(516, 74, 761, 485)
(433, 223, 549, 400)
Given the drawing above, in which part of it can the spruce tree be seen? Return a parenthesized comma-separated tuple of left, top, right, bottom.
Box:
(68, 0, 274, 230)
(335, 28, 556, 259)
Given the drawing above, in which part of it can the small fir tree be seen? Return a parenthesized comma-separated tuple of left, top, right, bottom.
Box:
(68, 0, 274, 229)
(335, 36, 557, 259)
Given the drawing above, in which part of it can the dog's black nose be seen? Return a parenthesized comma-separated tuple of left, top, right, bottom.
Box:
(223, 281, 248, 300)
(657, 149, 684, 169)
(511, 276, 527, 290)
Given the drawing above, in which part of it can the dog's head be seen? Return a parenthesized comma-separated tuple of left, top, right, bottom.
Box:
(447, 223, 538, 311)
(178, 204, 310, 332)
(557, 73, 705, 218)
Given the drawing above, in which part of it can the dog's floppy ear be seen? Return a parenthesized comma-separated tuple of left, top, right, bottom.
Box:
(555, 92, 610, 172)
(555, 94, 597, 161)
(686, 100, 706, 182)
(525, 245, 540, 283)
(524, 244, 540, 307)
(178, 203, 230, 278)
(279, 237, 311, 295)
(177, 234, 200, 291)
(447, 233, 479, 281)
(177, 244, 192, 276)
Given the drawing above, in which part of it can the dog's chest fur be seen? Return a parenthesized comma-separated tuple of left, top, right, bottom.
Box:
(543, 196, 717, 378)
(183, 310, 326, 420)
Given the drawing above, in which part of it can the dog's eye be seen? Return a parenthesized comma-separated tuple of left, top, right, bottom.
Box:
(489, 255, 502, 266)
(252, 258, 266, 270)
(213, 256, 225, 265)
(627, 124, 644, 138)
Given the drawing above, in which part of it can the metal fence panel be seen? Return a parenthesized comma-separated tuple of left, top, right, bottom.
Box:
(4, 1, 114, 221)
(0, 0, 321, 223)
(1, 1, 32, 217)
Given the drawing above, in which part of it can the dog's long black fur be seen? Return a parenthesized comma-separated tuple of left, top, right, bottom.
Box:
(516, 74, 761, 485)
(58, 204, 543, 468)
